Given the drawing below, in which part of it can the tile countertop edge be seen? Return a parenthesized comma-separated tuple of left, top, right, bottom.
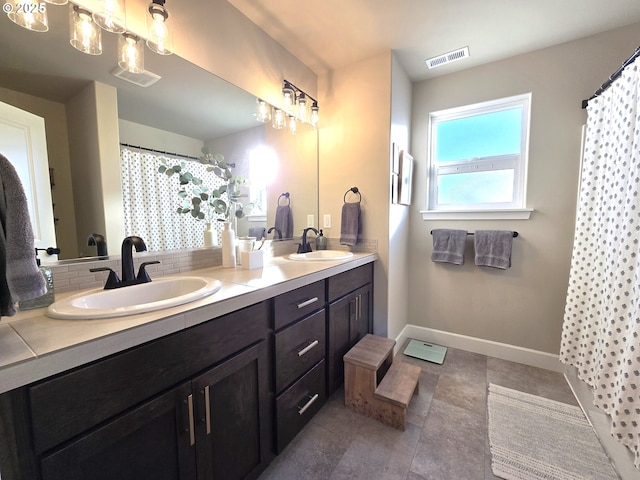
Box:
(0, 253, 378, 394)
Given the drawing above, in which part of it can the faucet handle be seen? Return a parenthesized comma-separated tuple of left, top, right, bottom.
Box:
(137, 261, 161, 283)
(90, 267, 121, 289)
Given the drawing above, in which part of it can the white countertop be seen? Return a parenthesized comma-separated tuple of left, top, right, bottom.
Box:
(0, 253, 377, 394)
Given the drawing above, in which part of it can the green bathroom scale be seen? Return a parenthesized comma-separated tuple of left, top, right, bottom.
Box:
(403, 340, 447, 364)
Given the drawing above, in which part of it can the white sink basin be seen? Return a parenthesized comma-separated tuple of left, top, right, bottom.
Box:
(46, 276, 222, 320)
(288, 250, 354, 261)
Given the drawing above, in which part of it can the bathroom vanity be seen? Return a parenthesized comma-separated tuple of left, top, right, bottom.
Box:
(0, 253, 376, 480)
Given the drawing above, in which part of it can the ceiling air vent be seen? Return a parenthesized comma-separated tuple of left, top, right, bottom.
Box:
(110, 66, 161, 87)
(425, 46, 470, 69)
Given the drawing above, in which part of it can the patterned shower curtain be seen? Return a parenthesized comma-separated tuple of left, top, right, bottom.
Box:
(560, 57, 640, 468)
(120, 147, 223, 251)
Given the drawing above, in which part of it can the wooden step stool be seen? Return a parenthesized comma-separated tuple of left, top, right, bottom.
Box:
(343, 334, 421, 430)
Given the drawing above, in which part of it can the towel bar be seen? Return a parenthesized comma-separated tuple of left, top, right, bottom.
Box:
(429, 230, 518, 237)
(344, 187, 361, 203)
(278, 192, 290, 206)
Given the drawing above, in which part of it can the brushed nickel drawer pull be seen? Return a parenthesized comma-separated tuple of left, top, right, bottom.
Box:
(297, 339, 319, 357)
(187, 394, 195, 446)
(297, 393, 319, 415)
(297, 296, 319, 309)
(204, 385, 211, 435)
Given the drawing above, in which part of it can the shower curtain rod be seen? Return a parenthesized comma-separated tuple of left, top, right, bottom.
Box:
(120, 143, 200, 161)
(581, 45, 640, 109)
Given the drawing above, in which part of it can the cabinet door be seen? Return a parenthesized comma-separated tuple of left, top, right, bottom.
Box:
(40, 382, 196, 480)
(193, 341, 270, 480)
(327, 285, 373, 395)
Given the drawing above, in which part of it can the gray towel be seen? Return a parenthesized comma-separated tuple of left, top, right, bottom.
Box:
(474, 230, 513, 269)
(0, 153, 46, 316)
(431, 229, 468, 265)
(274, 205, 293, 239)
(340, 202, 361, 246)
(248, 227, 266, 240)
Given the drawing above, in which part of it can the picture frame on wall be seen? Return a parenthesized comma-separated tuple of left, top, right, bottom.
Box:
(398, 151, 413, 205)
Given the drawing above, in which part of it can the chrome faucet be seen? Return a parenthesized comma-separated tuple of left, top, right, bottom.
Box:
(87, 233, 108, 257)
(90, 236, 159, 289)
(298, 227, 319, 254)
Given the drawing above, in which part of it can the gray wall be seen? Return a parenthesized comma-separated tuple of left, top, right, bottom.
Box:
(408, 22, 640, 354)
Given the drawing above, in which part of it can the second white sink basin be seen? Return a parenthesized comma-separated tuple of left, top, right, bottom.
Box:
(288, 250, 354, 261)
(46, 276, 222, 320)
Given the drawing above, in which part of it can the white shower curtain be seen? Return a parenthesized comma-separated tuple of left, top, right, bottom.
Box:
(561, 57, 640, 467)
(120, 147, 223, 251)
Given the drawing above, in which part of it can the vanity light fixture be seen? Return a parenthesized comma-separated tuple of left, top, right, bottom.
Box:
(69, 4, 102, 55)
(272, 108, 286, 130)
(6, 0, 49, 32)
(256, 98, 272, 123)
(93, 0, 126, 34)
(118, 32, 144, 73)
(282, 81, 295, 114)
(146, 0, 173, 55)
(281, 80, 320, 128)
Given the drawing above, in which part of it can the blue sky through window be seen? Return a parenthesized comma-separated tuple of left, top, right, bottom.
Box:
(435, 108, 522, 162)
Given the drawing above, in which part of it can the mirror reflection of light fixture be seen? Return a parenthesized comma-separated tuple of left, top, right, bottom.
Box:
(288, 115, 297, 135)
(69, 4, 102, 55)
(7, 0, 49, 32)
(272, 108, 285, 130)
(146, 0, 173, 55)
(118, 32, 144, 73)
(93, 0, 126, 33)
(256, 99, 272, 123)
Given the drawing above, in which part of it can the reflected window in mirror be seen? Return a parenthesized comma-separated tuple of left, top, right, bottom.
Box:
(248, 146, 278, 220)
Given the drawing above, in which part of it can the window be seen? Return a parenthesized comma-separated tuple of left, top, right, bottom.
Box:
(425, 93, 531, 218)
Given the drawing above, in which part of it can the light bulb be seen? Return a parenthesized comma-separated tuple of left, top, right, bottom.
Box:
(256, 99, 272, 122)
(7, 0, 48, 32)
(70, 5, 102, 55)
(288, 115, 297, 135)
(297, 93, 309, 123)
(118, 32, 144, 73)
(272, 109, 285, 129)
(282, 83, 295, 114)
(310, 103, 319, 128)
(93, 0, 126, 33)
(146, 0, 173, 55)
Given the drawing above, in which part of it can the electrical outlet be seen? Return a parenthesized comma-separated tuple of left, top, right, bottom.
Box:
(307, 214, 315, 227)
(323, 214, 331, 228)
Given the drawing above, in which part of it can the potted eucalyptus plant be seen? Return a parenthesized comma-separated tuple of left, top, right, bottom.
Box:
(158, 147, 253, 248)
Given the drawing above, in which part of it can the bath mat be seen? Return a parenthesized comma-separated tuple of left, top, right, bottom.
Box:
(488, 384, 618, 480)
(403, 339, 447, 364)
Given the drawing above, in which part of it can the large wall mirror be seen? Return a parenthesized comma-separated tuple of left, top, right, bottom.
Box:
(0, 5, 318, 262)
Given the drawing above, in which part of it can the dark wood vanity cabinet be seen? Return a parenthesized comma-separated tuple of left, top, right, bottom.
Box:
(327, 263, 373, 395)
(0, 301, 272, 480)
(272, 281, 327, 453)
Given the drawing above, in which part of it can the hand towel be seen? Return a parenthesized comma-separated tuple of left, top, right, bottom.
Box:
(474, 230, 514, 269)
(0, 153, 46, 316)
(340, 202, 361, 246)
(274, 205, 293, 239)
(248, 226, 266, 241)
(431, 229, 468, 265)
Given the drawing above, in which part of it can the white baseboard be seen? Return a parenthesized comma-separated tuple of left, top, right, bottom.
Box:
(394, 324, 562, 372)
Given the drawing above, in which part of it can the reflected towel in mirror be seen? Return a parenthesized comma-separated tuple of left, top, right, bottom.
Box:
(274, 205, 293, 239)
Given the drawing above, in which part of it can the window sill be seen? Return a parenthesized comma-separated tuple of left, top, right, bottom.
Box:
(420, 209, 533, 221)
(246, 214, 267, 222)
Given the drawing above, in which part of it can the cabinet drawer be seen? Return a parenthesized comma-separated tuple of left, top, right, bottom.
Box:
(274, 309, 325, 393)
(29, 301, 269, 454)
(327, 263, 373, 302)
(275, 360, 325, 453)
(274, 280, 325, 330)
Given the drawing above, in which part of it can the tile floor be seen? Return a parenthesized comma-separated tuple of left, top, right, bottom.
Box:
(259, 341, 580, 480)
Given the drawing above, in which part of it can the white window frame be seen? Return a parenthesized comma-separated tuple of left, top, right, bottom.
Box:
(422, 93, 533, 220)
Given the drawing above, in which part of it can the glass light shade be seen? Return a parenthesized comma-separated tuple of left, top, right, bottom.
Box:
(256, 99, 272, 123)
(44, 0, 68, 4)
(7, 0, 48, 32)
(297, 93, 309, 123)
(146, 0, 173, 55)
(282, 83, 295, 114)
(93, 0, 126, 33)
(118, 32, 144, 73)
(272, 108, 285, 130)
(288, 115, 297, 135)
(70, 5, 102, 55)
(310, 103, 319, 128)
